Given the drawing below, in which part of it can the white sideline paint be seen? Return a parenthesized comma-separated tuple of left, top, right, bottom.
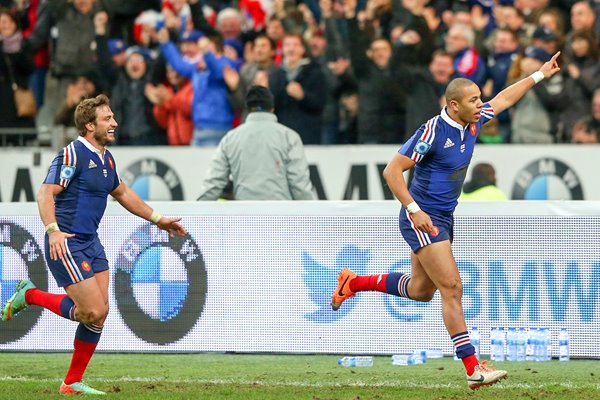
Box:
(0, 375, 598, 390)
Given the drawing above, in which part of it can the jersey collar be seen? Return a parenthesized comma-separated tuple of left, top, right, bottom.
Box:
(441, 107, 469, 141)
(77, 136, 105, 164)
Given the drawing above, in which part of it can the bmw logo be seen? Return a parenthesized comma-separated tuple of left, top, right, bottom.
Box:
(120, 159, 184, 201)
(512, 158, 584, 200)
(0, 222, 47, 343)
(114, 223, 206, 344)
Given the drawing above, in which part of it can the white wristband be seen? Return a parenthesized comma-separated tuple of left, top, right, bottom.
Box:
(530, 71, 545, 84)
(406, 201, 421, 214)
(149, 210, 162, 224)
(45, 222, 60, 234)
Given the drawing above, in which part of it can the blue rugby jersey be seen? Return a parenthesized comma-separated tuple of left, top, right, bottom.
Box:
(43, 137, 120, 242)
(399, 103, 494, 214)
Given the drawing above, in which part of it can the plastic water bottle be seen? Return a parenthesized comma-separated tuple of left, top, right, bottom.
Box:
(338, 356, 373, 367)
(507, 327, 518, 362)
(544, 328, 552, 361)
(517, 328, 527, 362)
(491, 327, 505, 362)
(424, 349, 444, 359)
(526, 328, 535, 361)
(534, 328, 546, 362)
(559, 328, 570, 362)
(490, 327, 498, 361)
(471, 326, 480, 359)
(392, 353, 426, 366)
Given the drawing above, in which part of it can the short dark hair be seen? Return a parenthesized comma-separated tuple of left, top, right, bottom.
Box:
(254, 33, 276, 50)
(74, 94, 110, 136)
(445, 78, 477, 104)
(245, 85, 274, 112)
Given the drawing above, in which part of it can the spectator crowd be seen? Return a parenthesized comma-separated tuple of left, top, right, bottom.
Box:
(0, 0, 599, 147)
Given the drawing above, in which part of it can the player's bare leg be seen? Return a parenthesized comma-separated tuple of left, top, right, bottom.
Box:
(416, 241, 507, 389)
(405, 252, 437, 302)
(60, 271, 109, 395)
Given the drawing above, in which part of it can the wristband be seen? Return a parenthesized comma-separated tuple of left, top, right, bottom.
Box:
(150, 210, 162, 224)
(45, 222, 60, 234)
(406, 201, 421, 214)
(530, 71, 544, 84)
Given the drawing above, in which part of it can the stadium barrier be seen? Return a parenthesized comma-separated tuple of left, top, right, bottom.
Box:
(1, 144, 599, 202)
(0, 201, 598, 358)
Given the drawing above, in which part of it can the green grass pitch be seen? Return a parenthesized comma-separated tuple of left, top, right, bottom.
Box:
(0, 353, 597, 399)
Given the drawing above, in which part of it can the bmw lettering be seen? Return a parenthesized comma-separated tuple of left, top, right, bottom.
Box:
(0, 222, 47, 343)
(114, 223, 206, 344)
(302, 246, 599, 323)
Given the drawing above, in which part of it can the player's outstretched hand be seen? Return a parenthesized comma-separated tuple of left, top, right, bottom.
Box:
(157, 217, 187, 237)
(48, 231, 76, 261)
(540, 51, 561, 79)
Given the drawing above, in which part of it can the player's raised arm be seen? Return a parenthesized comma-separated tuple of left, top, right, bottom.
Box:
(110, 181, 187, 237)
(489, 51, 561, 115)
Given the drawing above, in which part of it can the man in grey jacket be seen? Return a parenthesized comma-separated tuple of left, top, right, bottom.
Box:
(197, 86, 315, 200)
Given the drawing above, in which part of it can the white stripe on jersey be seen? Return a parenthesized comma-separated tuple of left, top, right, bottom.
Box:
(60, 142, 78, 188)
(411, 116, 439, 163)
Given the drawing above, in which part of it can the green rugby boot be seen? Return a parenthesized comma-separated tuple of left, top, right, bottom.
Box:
(59, 381, 106, 395)
(2, 279, 36, 321)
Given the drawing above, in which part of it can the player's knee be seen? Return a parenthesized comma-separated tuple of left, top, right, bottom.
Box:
(438, 277, 463, 300)
(79, 307, 107, 325)
(412, 288, 436, 302)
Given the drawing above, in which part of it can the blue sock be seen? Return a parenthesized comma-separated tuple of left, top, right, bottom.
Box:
(451, 331, 476, 358)
(384, 273, 412, 299)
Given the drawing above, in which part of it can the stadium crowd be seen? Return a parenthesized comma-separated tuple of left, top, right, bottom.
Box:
(0, 0, 599, 147)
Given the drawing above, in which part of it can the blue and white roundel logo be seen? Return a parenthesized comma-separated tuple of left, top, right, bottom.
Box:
(115, 224, 207, 344)
(120, 159, 184, 201)
(131, 246, 189, 322)
(60, 165, 75, 180)
(512, 158, 584, 200)
(414, 140, 431, 155)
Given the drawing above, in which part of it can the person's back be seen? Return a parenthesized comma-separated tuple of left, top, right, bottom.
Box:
(197, 85, 314, 201)
(222, 112, 311, 200)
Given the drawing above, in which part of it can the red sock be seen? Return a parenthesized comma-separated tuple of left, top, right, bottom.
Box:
(462, 354, 479, 375)
(349, 274, 388, 293)
(64, 339, 98, 385)
(25, 289, 68, 317)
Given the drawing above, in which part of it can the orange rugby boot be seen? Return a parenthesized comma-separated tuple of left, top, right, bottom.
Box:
(331, 268, 357, 311)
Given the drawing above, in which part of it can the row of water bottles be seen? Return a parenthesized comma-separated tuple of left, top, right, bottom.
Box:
(468, 326, 570, 362)
(338, 349, 435, 367)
